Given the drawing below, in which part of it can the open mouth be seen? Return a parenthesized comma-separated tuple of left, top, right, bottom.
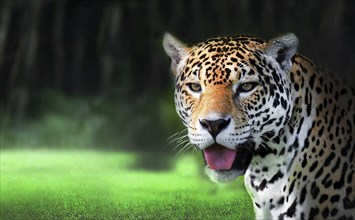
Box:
(202, 143, 253, 174)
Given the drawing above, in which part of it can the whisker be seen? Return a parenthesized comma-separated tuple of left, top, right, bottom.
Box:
(167, 128, 188, 141)
(169, 135, 188, 146)
(166, 129, 189, 148)
(242, 145, 255, 156)
(173, 139, 190, 150)
(176, 142, 194, 155)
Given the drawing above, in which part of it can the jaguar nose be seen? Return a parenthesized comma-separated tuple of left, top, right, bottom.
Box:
(199, 118, 231, 138)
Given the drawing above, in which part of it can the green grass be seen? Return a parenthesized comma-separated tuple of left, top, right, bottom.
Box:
(0, 150, 254, 220)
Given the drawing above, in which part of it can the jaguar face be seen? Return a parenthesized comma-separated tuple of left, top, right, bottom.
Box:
(163, 33, 297, 182)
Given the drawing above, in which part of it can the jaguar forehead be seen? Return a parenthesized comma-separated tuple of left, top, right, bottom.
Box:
(179, 39, 267, 85)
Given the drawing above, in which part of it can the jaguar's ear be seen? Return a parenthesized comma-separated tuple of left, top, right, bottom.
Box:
(163, 32, 190, 75)
(265, 33, 298, 72)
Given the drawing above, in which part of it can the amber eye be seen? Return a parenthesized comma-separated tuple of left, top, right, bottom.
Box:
(187, 83, 202, 92)
(238, 82, 258, 93)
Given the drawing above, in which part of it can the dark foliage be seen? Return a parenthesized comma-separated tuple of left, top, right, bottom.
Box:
(1, 0, 354, 152)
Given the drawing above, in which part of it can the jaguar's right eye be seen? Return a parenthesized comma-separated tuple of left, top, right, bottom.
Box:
(237, 82, 259, 93)
(187, 83, 202, 93)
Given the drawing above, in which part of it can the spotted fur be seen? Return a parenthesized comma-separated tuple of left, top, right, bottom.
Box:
(163, 33, 355, 219)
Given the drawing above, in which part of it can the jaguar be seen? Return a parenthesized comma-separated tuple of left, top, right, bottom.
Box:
(163, 32, 355, 219)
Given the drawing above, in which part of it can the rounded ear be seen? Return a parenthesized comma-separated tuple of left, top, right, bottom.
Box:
(265, 33, 298, 72)
(163, 32, 190, 75)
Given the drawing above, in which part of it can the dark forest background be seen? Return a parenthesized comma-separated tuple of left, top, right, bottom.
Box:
(1, 0, 354, 158)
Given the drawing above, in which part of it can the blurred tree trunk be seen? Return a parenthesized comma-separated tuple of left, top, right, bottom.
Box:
(53, 0, 66, 88)
(0, 0, 12, 67)
(320, 0, 344, 37)
(98, 2, 122, 94)
(319, 0, 346, 72)
(145, 0, 163, 92)
(6, 1, 41, 123)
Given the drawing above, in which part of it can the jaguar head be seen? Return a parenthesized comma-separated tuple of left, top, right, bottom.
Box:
(163, 33, 297, 183)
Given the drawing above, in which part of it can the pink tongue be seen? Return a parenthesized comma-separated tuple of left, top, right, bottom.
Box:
(203, 144, 237, 170)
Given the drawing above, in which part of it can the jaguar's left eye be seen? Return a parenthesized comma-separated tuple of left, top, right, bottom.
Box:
(238, 82, 259, 93)
(187, 83, 202, 93)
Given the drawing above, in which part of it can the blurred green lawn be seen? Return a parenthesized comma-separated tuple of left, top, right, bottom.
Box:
(0, 150, 254, 220)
